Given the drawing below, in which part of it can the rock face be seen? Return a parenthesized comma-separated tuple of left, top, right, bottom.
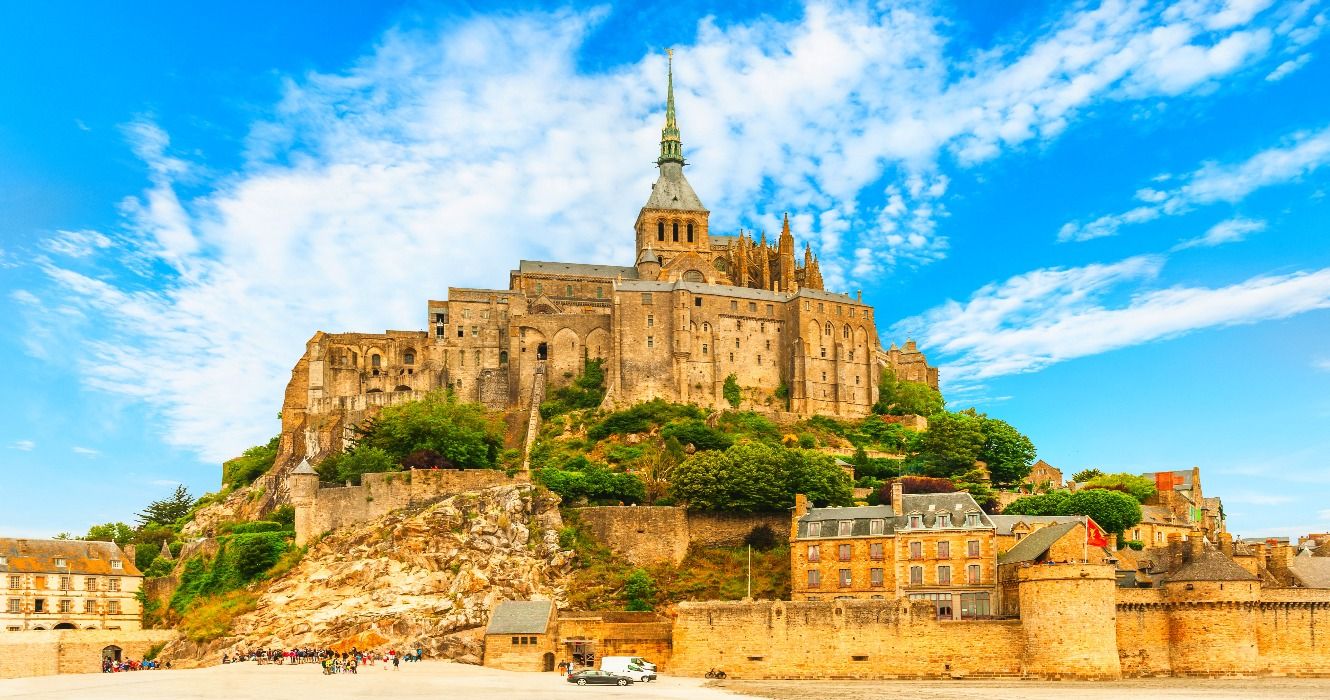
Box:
(161, 484, 571, 665)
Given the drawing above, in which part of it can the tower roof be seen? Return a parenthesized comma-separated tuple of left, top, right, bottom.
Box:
(643, 50, 706, 213)
(658, 49, 683, 167)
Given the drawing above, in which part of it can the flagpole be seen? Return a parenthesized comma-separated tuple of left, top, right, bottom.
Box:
(1083, 516, 1088, 563)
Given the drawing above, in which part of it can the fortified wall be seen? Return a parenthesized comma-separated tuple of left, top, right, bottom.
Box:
(670, 563, 1330, 679)
(290, 467, 524, 545)
(0, 629, 177, 679)
(574, 507, 789, 565)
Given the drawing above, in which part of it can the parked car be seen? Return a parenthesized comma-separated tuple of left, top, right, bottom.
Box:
(567, 669, 633, 686)
(602, 655, 656, 672)
(600, 657, 657, 682)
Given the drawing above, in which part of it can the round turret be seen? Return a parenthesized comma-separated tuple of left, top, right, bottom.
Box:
(1017, 563, 1121, 679)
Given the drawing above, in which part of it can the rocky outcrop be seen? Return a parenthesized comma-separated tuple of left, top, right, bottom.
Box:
(161, 484, 572, 665)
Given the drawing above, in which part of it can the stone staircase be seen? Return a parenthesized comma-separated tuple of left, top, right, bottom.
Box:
(521, 361, 547, 471)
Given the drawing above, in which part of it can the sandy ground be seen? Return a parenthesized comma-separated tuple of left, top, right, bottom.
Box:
(0, 661, 742, 700)
(719, 678, 1330, 700)
(5, 663, 1330, 700)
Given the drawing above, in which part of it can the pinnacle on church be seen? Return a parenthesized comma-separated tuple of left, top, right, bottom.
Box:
(658, 49, 684, 166)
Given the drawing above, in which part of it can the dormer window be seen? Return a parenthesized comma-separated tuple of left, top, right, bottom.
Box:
(837, 520, 853, 537)
(54, 558, 66, 568)
(966, 512, 982, 527)
(110, 560, 122, 570)
(908, 514, 923, 528)
(869, 519, 884, 535)
(936, 513, 951, 528)
(0, 556, 6, 565)
(807, 521, 822, 537)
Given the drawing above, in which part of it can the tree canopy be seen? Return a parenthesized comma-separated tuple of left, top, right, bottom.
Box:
(1000, 488, 1142, 536)
(873, 368, 945, 416)
(536, 456, 645, 505)
(916, 411, 986, 477)
(1081, 473, 1157, 503)
(221, 436, 280, 491)
(136, 485, 196, 527)
(670, 443, 853, 512)
(355, 390, 503, 467)
(977, 416, 1037, 487)
(1071, 468, 1104, 483)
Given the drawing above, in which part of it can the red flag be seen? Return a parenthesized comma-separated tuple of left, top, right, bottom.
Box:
(1086, 517, 1109, 548)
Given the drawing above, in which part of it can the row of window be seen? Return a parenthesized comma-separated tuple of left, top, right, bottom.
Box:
(807, 540, 982, 562)
(534, 283, 606, 299)
(807, 513, 983, 538)
(509, 635, 540, 645)
(5, 598, 122, 614)
(909, 592, 991, 620)
(3, 558, 121, 570)
(7, 575, 121, 591)
(805, 564, 983, 588)
(803, 300, 870, 319)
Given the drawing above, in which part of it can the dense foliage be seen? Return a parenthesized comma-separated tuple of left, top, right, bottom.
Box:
(1081, 473, 1158, 503)
(976, 417, 1037, 487)
(355, 390, 503, 467)
(660, 419, 734, 452)
(914, 409, 1036, 487)
(722, 374, 741, 408)
(1001, 489, 1142, 536)
(587, 400, 705, 441)
(136, 485, 197, 527)
(540, 359, 606, 419)
(873, 368, 945, 416)
(624, 569, 656, 612)
(670, 443, 853, 512)
(169, 530, 295, 618)
(315, 446, 396, 485)
(1071, 468, 1104, 483)
(221, 436, 280, 491)
(536, 456, 646, 505)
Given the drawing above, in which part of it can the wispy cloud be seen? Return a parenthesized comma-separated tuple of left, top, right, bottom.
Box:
(1314, 357, 1330, 372)
(42, 229, 113, 258)
(71, 447, 101, 458)
(24, 1, 1317, 462)
(9, 440, 35, 452)
(894, 258, 1330, 389)
(1173, 216, 1267, 250)
(1059, 125, 1330, 242)
(1266, 52, 1314, 80)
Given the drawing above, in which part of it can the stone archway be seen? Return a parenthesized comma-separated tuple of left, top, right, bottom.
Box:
(543, 652, 555, 672)
(102, 645, 122, 663)
(53, 622, 76, 630)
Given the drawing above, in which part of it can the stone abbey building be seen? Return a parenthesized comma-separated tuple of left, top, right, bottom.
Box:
(284, 58, 935, 449)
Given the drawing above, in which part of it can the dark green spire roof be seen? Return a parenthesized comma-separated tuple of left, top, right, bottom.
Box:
(658, 49, 684, 166)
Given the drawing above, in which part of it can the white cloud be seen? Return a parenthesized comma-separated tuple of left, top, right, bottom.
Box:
(1061, 125, 1330, 241)
(894, 258, 1330, 390)
(1265, 52, 1313, 81)
(1173, 216, 1267, 249)
(1314, 357, 1330, 372)
(71, 447, 101, 458)
(28, 1, 1318, 462)
(9, 440, 35, 451)
(42, 229, 113, 258)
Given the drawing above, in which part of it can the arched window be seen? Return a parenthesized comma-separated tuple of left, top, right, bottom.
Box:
(687, 223, 694, 242)
(499, 350, 509, 365)
(702, 322, 710, 332)
(657, 221, 665, 241)
(371, 354, 381, 368)
(403, 350, 415, 365)
(672, 221, 679, 242)
(824, 322, 832, 335)
(843, 325, 850, 339)
(682, 269, 704, 282)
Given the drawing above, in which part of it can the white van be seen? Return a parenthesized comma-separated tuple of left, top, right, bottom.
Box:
(600, 656, 657, 682)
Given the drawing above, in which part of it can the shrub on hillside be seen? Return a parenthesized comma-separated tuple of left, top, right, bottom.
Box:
(540, 359, 606, 418)
(1080, 473, 1157, 503)
(587, 400, 704, 441)
(671, 443, 852, 512)
(715, 411, 781, 443)
(660, 419, 734, 452)
(537, 457, 646, 505)
(354, 389, 503, 467)
(221, 436, 280, 491)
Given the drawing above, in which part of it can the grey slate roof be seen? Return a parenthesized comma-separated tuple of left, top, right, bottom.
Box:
(1286, 556, 1330, 588)
(518, 260, 639, 279)
(643, 162, 706, 211)
(795, 492, 993, 539)
(1160, 549, 1257, 583)
(486, 600, 554, 635)
(989, 515, 1083, 536)
(291, 457, 317, 476)
(998, 521, 1081, 565)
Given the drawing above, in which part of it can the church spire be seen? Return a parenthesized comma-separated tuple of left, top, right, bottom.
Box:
(658, 49, 684, 166)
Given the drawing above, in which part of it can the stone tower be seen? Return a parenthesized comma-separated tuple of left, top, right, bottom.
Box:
(289, 457, 319, 545)
(634, 50, 713, 282)
(1017, 563, 1121, 679)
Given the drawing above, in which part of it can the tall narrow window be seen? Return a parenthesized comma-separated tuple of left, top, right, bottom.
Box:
(838, 544, 852, 561)
(910, 566, 923, 585)
(937, 565, 951, 585)
(870, 568, 884, 587)
(371, 354, 381, 368)
(808, 570, 821, 588)
(839, 569, 852, 588)
(937, 541, 950, 558)
(403, 351, 415, 365)
(687, 223, 694, 242)
(657, 221, 665, 241)
(647, 315, 654, 328)
(968, 564, 982, 584)
(672, 222, 679, 242)
(807, 545, 821, 562)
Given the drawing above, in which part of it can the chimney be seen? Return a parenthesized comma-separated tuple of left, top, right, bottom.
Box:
(1188, 530, 1204, 561)
(1167, 533, 1184, 570)
(891, 481, 904, 517)
(1218, 531, 1234, 558)
(791, 494, 809, 542)
(124, 544, 137, 564)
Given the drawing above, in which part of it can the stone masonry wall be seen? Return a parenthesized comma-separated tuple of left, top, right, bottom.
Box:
(574, 507, 787, 566)
(0, 629, 177, 678)
(671, 599, 1024, 679)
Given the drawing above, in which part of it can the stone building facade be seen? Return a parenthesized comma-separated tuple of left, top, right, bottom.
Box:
(273, 56, 937, 482)
(788, 486, 998, 619)
(483, 601, 672, 672)
(0, 539, 142, 632)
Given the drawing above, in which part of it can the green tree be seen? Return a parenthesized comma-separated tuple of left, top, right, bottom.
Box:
(1062, 489, 1142, 537)
(136, 485, 196, 527)
(1081, 473, 1158, 503)
(83, 522, 135, 546)
(915, 411, 985, 477)
(977, 416, 1036, 487)
(316, 446, 396, 485)
(722, 374, 741, 408)
(670, 443, 852, 512)
(874, 368, 944, 416)
(660, 419, 734, 452)
(536, 457, 646, 505)
(541, 358, 606, 418)
(1001, 491, 1071, 516)
(356, 390, 503, 467)
(1071, 468, 1104, 483)
(623, 568, 656, 611)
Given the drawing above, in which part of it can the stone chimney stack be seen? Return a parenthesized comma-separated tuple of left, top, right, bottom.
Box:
(123, 544, 137, 564)
(1218, 531, 1234, 558)
(791, 493, 809, 542)
(1188, 530, 1204, 560)
(891, 480, 904, 517)
(1167, 533, 1184, 569)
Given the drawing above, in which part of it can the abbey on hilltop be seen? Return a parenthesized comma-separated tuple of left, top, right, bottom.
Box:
(282, 55, 936, 437)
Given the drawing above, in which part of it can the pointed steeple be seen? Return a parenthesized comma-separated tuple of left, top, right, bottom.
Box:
(658, 49, 684, 166)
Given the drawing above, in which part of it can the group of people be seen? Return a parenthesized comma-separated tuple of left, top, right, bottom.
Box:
(102, 658, 167, 673)
(221, 646, 425, 673)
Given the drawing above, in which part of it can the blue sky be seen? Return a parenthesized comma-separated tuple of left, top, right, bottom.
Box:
(2, 0, 1328, 539)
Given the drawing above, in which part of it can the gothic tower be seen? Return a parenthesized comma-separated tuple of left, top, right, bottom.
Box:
(634, 51, 713, 282)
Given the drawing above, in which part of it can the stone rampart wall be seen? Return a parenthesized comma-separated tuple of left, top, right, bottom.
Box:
(670, 599, 1025, 679)
(0, 629, 177, 678)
